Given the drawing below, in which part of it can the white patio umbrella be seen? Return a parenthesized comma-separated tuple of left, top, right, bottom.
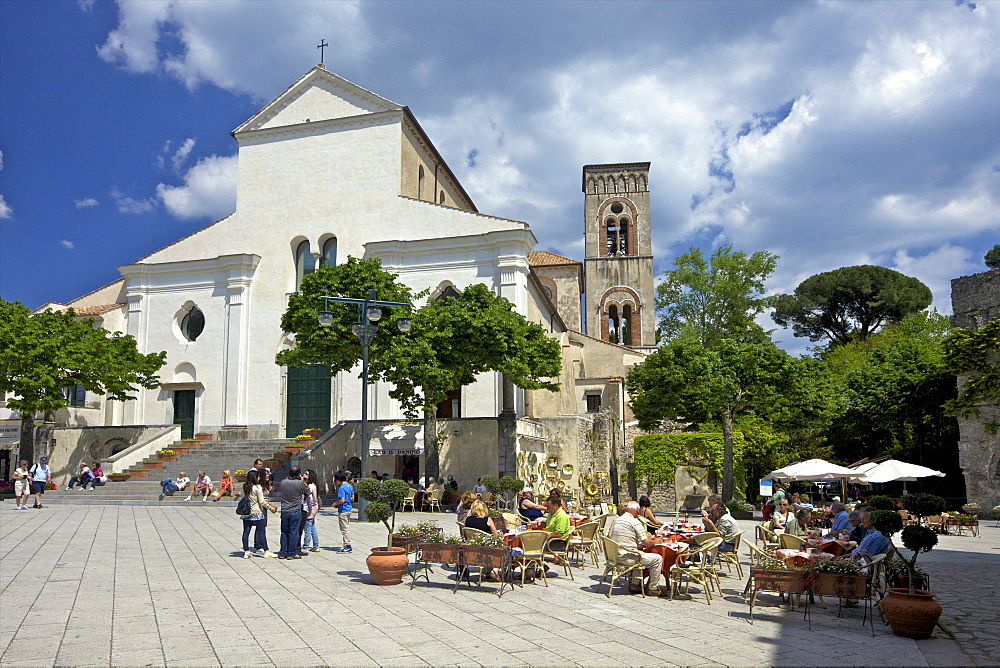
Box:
(857, 459, 945, 494)
(767, 458, 867, 501)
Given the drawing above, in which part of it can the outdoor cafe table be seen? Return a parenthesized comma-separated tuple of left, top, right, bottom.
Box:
(568, 514, 590, 527)
(642, 538, 689, 571)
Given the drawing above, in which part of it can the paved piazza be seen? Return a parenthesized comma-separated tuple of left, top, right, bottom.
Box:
(1, 504, 997, 667)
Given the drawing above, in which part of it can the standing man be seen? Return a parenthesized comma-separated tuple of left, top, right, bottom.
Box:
(608, 501, 663, 595)
(277, 467, 309, 560)
(334, 472, 354, 553)
(29, 456, 52, 509)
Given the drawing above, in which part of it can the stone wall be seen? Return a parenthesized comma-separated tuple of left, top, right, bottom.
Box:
(950, 268, 1000, 514)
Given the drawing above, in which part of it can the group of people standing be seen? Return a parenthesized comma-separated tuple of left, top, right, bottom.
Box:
(238, 461, 355, 559)
(11, 457, 52, 509)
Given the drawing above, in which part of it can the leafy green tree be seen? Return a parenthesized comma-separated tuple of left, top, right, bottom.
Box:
(772, 265, 932, 346)
(985, 244, 1000, 270)
(627, 337, 800, 501)
(0, 299, 167, 464)
(655, 244, 778, 346)
(942, 313, 1000, 433)
(374, 284, 561, 478)
(823, 312, 961, 496)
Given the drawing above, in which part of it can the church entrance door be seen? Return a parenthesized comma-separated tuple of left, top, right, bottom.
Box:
(173, 390, 196, 440)
(286, 365, 331, 438)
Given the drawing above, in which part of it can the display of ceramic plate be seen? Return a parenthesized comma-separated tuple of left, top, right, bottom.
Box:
(545, 468, 557, 478)
(556, 480, 566, 490)
(586, 483, 600, 497)
(528, 453, 537, 465)
(596, 471, 609, 482)
(562, 464, 574, 475)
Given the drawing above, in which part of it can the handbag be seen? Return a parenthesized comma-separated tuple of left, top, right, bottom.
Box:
(236, 495, 252, 516)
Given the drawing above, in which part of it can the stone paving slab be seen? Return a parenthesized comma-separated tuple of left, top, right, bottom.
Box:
(0, 504, 993, 666)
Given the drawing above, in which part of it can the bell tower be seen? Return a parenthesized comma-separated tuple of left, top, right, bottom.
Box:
(582, 163, 656, 350)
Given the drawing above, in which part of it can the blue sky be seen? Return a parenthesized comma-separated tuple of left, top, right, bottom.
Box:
(2, 0, 998, 351)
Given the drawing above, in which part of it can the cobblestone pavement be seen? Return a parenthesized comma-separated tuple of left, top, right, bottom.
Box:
(0, 504, 993, 667)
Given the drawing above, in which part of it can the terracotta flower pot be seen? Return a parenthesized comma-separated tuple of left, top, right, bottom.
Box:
(128, 469, 150, 477)
(108, 474, 131, 482)
(880, 588, 942, 639)
(195, 433, 212, 441)
(172, 446, 190, 455)
(366, 547, 409, 585)
(159, 454, 177, 462)
(285, 446, 305, 454)
(295, 438, 315, 447)
(143, 460, 164, 469)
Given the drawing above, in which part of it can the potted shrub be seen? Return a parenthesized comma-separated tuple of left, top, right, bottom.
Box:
(263, 458, 281, 469)
(880, 524, 942, 639)
(303, 428, 324, 438)
(480, 474, 503, 506)
(902, 493, 946, 523)
(884, 555, 929, 591)
(0, 480, 14, 498)
(158, 450, 177, 462)
(195, 432, 212, 441)
(726, 499, 755, 520)
(356, 477, 411, 585)
(180, 439, 198, 448)
(294, 434, 314, 447)
(487, 509, 507, 533)
(961, 502, 981, 516)
(127, 468, 149, 478)
(749, 553, 812, 603)
(865, 495, 896, 511)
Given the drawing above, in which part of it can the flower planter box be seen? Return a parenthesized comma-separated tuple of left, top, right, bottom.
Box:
(294, 438, 315, 447)
(128, 469, 150, 478)
(158, 454, 177, 462)
(195, 433, 212, 441)
(285, 445, 305, 454)
(234, 475, 247, 483)
(811, 573, 867, 599)
(272, 452, 292, 462)
(172, 446, 190, 455)
(142, 460, 164, 469)
(181, 439, 199, 447)
(750, 567, 810, 595)
(107, 474, 131, 482)
(417, 542, 462, 564)
(462, 545, 509, 570)
(490, 515, 508, 533)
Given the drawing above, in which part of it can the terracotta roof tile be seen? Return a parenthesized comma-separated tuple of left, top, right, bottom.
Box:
(529, 250, 580, 266)
(72, 304, 124, 315)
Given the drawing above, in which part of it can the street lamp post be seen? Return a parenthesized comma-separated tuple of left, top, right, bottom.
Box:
(317, 288, 410, 521)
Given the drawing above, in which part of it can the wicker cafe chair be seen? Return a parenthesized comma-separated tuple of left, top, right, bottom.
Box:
(568, 521, 601, 567)
(400, 487, 417, 512)
(742, 541, 776, 598)
(692, 532, 720, 545)
(544, 532, 576, 581)
(777, 533, 806, 550)
(516, 530, 550, 587)
(425, 489, 443, 512)
(457, 526, 493, 583)
(756, 524, 779, 553)
(597, 535, 647, 598)
(501, 512, 523, 530)
(715, 530, 746, 579)
(669, 536, 723, 605)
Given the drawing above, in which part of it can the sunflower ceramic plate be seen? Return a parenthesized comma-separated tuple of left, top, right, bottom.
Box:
(586, 483, 600, 497)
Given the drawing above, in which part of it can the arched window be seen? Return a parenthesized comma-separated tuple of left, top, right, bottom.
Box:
(295, 240, 315, 288)
(438, 286, 462, 302)
(622, 304, 632, 346)
(618, 218, 629, 256)
(321, 237, 337, 266)
(418, 165, 425, 200)
(607, 305, 620, 344)
(439, 190, 445, 204)
(180, 305, 205, 342)
(606, 218, 618, 257)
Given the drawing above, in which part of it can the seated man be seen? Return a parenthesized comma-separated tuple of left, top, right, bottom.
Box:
(701, 502, 741, 552)
(161, 472, 190, 499)
(846, 510, 868, 543)
(783, 508, 810, 537)
(827, 501, 850, 535)
(852, 511, 894, 558)
(518, 489, 546, 521)
(543, 496, 572, 552)
(608, 501, 662, 595)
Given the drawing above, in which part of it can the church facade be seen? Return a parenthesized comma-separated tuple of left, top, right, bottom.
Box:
(25, 65, 658, 488)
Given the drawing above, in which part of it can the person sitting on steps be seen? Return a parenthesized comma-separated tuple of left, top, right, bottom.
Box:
(185, 471, 212, 501)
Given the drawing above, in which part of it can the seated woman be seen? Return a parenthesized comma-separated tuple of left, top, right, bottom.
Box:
(186, 471, 212, 501)
(518, 489, 546, 521)
(638, 496, 662, 528)
(84, 462, 103, 490)
(547, 488, 568, 512)
(784, 508, 810, 537)
(422, 478, 442, 510)
(464, 500, 501, 536)
(769, 499, 795, 533)
(212, 471, 234, 501)
(456, 491, 477, 524)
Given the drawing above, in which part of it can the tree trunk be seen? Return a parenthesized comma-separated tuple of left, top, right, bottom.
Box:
(19, 413, 35, 467)
(423, 407, 440, 481)
(721, 407, 734, 502)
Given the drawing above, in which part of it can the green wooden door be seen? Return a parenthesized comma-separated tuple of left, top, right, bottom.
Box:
(285, 365, 331, 438)
(173, 390, 196, 440)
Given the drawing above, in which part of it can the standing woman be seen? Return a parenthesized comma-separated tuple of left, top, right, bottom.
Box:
(301, 470, 321, 552)
(12, 460, 31, 510)
(241, 470, 277, 558)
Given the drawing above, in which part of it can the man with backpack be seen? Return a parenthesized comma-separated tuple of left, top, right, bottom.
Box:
(29, 456, 52, 509)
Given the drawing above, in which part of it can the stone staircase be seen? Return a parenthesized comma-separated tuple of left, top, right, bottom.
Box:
(34, 439, 300, 507)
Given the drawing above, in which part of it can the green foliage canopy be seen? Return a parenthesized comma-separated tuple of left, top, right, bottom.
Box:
(633, 432, 746, 493)
(772, 265, 932, 345)
(985, 244, 1000, 269)
(0, 300, 167, 462)
(655, 244, 778, 346)
(356, 477, 410, 544)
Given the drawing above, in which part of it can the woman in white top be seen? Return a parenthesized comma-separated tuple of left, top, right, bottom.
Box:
(770, 498, 794, 532)
(240, 470, 277, 558)
(12, 460, 31, 510)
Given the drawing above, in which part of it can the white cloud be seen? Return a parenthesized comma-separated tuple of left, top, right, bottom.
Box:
(890, 245, 977, 314)
(59, 240, 75, 250)
(156, 153, 237, 220)
(110, 186, 156, 214)
(0, 195, 11, 219)
(74, 197, 99, 208)
(98, 0, 372, 99)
